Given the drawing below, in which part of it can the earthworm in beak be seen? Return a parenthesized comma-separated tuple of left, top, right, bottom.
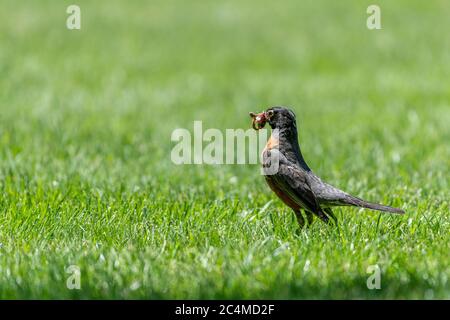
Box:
(249, 111, 267, 130)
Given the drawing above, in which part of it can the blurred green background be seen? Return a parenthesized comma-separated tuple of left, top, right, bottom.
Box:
(0, 0, 448, 298)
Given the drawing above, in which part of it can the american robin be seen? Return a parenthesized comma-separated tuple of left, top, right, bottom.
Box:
(250, 106, 404, 228)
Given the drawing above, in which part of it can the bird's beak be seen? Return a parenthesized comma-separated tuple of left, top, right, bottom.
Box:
(249, 111, 267, 130)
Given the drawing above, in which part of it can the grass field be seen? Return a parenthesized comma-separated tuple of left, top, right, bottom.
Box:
(0, 0, 449, 299)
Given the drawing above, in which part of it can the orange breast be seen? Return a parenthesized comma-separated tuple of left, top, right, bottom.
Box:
(265, 176, 302, 211)
(263, 135, 279, 153)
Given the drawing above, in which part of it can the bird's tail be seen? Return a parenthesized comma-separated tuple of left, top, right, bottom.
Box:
(344, 195, 405, 214)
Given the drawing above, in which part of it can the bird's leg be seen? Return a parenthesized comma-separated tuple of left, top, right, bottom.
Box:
(324, 208, 338, 225)
(294, 210, 305, 229)
(305, 211, 314, 226)
(314, 210, 330, 224)
(294, 210, 315, 229)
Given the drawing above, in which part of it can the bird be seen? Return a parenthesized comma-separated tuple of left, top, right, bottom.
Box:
(249, 106, 404, 228)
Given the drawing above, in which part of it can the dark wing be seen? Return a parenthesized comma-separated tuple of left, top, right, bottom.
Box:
(306, 173, 404, 214)
(269, 163, 330, 222)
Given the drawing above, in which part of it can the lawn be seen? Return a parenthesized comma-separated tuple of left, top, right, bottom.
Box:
(0, 0, 448, 299)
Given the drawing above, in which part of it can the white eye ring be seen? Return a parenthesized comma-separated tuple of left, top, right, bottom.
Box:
(266, 110, 274, 118)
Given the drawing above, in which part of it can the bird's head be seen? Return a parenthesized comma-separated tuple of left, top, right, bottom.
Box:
(249, 106, 297, 130)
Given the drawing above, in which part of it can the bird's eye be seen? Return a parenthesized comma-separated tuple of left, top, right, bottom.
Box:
(266, 110, 274, 118)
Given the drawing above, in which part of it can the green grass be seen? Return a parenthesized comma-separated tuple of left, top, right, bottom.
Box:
(0, 0, 449, 299)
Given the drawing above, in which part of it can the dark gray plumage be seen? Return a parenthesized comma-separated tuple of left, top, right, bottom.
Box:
(250, 106, 405, 227)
